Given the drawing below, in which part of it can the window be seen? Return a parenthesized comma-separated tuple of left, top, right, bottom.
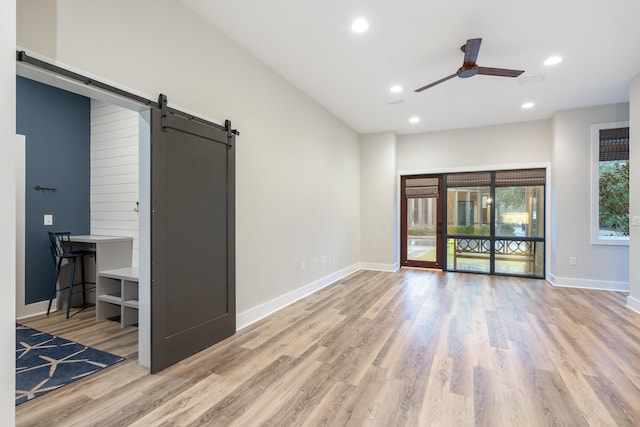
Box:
(591, 122, 629, 245)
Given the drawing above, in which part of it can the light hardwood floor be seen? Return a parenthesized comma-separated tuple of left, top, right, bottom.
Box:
(16, 269, 640, 426)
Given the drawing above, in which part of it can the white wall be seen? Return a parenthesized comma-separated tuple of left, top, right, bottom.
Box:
(551, 103, 630, 290)
(1, 0, 16, 423)
(90, 100, 139, 267)
(628, 75, 640, 311)
(17, 0, 360, 327)
(398, 120, 552, 173)
(360, 132, 397, 270)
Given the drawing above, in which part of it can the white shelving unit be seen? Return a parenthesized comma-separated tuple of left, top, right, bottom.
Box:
(96, 267, 139, 327)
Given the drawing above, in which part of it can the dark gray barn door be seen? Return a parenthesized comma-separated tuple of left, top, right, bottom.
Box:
(150, 106, 235, 373)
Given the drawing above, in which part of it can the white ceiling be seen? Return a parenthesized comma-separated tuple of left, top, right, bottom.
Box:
(179, 0, 640, 135)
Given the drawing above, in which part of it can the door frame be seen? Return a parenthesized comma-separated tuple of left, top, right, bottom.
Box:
(400, 174, 444, 269)
(16, 53, 238, 371)
(16, 59, 153, 368)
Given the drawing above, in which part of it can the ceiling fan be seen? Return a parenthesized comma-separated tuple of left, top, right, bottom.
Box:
(415, 38, 524, 92)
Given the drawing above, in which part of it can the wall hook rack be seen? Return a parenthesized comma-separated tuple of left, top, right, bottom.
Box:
(34, 185, 57, 193)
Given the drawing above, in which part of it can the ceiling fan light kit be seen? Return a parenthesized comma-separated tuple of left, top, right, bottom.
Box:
(415, 38, 525, 92)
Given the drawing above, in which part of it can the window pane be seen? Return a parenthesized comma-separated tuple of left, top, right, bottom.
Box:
(494, 239, 543, 277)
(407, 197, 437, 262)
(446, 187, 490, 236)
(494, 185, 544, 237)
(599, 159, 629, 237)
(448, 237, 490, 272)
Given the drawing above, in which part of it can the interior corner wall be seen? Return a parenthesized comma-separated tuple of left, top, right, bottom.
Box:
(551, 103, 630, 290)
(360, 132, 398, 271)
(628, 74, 640, 311)
(1, 0, 16, 423)
(17, 0, 360, 325)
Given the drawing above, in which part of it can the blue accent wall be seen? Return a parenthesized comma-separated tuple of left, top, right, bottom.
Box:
(16, 76, 90, 304)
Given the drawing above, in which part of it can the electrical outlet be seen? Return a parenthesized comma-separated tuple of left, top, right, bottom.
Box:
(44, 214, 53, 226)
(632, 216, 640, 226)
(569, 257, 577, 266)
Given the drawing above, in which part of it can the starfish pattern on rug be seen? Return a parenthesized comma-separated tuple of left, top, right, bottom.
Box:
(15, 324, 124, 405)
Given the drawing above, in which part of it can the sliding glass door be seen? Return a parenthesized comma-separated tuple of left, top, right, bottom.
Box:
(445, 169, 545, 278)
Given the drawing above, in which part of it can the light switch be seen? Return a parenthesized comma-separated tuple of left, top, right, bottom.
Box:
(632, 216, 640, 226)
(44, 214, 53, 226)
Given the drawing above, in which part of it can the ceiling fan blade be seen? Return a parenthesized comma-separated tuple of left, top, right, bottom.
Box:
(463, 38, 482, 64)
(477, 67, 524, 77)
(415, 73, 458, 92)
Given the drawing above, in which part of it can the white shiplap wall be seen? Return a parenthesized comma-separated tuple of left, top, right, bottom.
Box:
(90, 99, 139, 267)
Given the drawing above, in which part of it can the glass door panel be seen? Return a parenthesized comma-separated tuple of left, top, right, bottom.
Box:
(401, 176, 442, 269)
(494, 185, 544, 238)
(494, 182, 545, 277)
(407, 197, 438, 262)
(446, 178, 491, 273)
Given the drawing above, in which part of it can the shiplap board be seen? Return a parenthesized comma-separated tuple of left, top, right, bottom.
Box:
(91, 137, 140, 151)
(91, 108, 140, 126)
(91, 118, 139, 135)
(92, 173, 138, 186)
(91, 193, 139, 203)
(91, 183, 139, 194)
(91, 211, 139, 221)
(92, 164, 139, 177)
(90, 99, 140, 267)
(91, 155, 138, 169)
(91, 126, 139, 142)
(91, 144, 138, 160)
(91, 202, 139, 212)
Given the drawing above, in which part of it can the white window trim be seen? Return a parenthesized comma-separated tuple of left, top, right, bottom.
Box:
(590, 121, 629, 246)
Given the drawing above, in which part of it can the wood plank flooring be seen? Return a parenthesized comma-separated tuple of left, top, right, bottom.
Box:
(16, 269, 640, 426)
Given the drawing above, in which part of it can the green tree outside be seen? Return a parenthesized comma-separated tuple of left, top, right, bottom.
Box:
(599, 160, 629, 235)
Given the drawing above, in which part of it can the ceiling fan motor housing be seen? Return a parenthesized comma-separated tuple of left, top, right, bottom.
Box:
(458, 64, 479, 78)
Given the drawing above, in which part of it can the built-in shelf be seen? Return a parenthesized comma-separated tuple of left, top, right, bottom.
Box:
(97, 294, 122, 304)
(96, 267, 139, 328)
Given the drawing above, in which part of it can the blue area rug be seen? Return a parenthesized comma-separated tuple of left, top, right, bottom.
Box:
(16, 323, 124, 405)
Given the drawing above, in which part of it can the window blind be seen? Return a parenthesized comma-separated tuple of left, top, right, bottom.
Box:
(405, 177, 439, 198)
(446, 172, 491, 188)
(495, 168, 546, 187)
(600, 127, 629, 161)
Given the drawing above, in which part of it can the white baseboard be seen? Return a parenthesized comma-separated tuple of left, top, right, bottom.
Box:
(236, 264, 360, 330)
(627, 296, 640, 314)
(358, 262, 399, 272)
(16, 300, 53, 320)
(547, 273, 629, 292)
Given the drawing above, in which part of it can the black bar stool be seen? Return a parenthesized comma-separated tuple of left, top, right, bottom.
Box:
(47, 232, 96, 318)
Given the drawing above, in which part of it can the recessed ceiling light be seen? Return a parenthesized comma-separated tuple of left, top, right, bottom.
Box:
(390, 85, 403, 93)
(409, 116, 420, 123)
(544, 56, 563, 66)
(351, 18, 369, 33)
(521, 102, 535, 109)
